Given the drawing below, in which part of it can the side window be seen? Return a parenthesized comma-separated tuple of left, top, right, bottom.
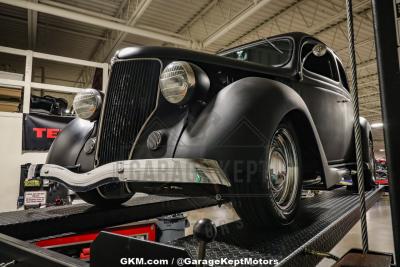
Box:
(301, 43, 339, 81)
(337, 60, 350, 91)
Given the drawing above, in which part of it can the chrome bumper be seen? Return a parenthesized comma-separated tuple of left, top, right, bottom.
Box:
(27, 158, 231, 192)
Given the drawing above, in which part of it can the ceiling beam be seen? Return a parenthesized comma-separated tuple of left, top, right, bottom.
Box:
(225, 0, 370, 50)
(359, 106, 381, 114)
(365, 113, 382, 119)
(74, 0, 155, 87)
(359, 78, 379, 87)
(226, 0, 310, 47)
(0, 13, 140, 47)
(346, 58, 377, 71)
(203, 0, 275, 48)
(359, 92, 380, 99)
(177, 0, 219, 35)
(101, 0, 153, 61)
(361, 99, 381, 105)
(38, 0, 127, 23)
(308, 0, 370, 35)
(27, 0, 37, 49)
(225, 0, 309, 49)
(0, 0, 193, 47)
(337, 37, 373, 53)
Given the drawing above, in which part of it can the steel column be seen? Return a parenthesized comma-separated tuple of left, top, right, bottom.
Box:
(371, 0, 400, 263)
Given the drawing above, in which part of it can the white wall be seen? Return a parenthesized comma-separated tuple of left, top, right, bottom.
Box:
(0, 112, 47, 212)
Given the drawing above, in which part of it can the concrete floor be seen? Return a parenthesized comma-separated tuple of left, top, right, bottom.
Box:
(318, 194, 394, 266)
(185, 193, 395, 266)
(185, 202, 239, 236)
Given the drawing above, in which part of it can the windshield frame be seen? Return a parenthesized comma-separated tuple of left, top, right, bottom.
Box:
(218, 37, 294, 68)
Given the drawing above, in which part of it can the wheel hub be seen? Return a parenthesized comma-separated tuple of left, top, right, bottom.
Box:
(267, 128, 299, 211)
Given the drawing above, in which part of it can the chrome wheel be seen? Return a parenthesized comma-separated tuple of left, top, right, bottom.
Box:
(267, 128, 299, 211)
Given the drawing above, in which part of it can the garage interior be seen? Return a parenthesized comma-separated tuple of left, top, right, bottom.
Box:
(0, 0, 397, 266)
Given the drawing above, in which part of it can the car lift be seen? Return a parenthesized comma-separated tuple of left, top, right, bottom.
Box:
(0, 186, 384, 266)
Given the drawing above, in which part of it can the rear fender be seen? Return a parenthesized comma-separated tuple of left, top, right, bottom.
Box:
(359, 117, 373, 162)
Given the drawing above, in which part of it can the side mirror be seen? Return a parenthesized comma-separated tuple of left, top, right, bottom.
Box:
(299, 43, 327, 80)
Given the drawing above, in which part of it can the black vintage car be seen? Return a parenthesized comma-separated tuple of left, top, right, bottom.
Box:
(28, 32, 376, 226)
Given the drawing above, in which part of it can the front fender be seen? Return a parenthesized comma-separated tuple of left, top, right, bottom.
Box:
(46, 118, 94, 170)
(174, 77, 336, 187)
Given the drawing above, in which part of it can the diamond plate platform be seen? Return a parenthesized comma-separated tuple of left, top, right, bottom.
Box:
(0, 187, 383, 267)
(171, 187, 383, 267)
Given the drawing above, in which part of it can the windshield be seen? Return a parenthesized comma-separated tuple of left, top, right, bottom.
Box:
(220, 38, 293, 67)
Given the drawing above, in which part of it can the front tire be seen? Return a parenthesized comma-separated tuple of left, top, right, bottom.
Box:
(232, 121, 302, 226)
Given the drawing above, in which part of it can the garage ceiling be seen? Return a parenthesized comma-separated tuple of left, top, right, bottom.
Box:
(0, 0, 384, 156)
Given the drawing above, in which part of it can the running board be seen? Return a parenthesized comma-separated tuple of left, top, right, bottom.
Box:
(304, 168, 352, 190)
(303, 177, 322, 186)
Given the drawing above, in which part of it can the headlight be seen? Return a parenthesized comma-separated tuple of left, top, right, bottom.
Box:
(159, 61, 195, 105)
(73, 89, 102, 121)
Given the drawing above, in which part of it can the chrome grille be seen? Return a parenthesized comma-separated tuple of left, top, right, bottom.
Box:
(96, 59, 161, 165)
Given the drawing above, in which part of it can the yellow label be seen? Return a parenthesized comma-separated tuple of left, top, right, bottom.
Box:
(24, 179, 41, 187)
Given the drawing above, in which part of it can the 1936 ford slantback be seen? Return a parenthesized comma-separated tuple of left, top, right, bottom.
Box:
(28, 32, 376, 226)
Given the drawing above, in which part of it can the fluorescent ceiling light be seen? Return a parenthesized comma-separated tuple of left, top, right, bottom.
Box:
(371, 122, 383, 128)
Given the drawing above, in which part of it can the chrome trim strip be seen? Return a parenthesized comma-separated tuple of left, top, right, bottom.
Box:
(29, 159, 231, 192)
(94, 58, 163, 166)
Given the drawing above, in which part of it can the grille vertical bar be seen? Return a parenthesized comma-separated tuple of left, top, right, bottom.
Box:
(96, 59, 161, 165)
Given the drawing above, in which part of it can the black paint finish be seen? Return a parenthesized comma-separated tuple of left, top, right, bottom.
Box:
(47, 32, 373, 190)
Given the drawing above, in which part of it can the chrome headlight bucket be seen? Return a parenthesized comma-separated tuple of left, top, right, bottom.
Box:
(159, 61, 196, 105)
(73, 88, 102, 121)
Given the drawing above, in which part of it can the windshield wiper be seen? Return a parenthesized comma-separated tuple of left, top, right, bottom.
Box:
(263, 37, 284, 54)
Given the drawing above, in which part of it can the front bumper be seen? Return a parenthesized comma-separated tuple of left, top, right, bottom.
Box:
(27, 158, 231, 193)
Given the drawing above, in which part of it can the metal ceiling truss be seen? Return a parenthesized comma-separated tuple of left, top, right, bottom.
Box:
(0, 0, 193, 47)
(0, 0, 382, 128)
(75, 0, 149, 87)
(177, 0, 220, 38)
(202, 0, 275, 47)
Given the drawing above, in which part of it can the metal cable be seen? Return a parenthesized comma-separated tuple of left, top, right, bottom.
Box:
(346, 0, 369, 254)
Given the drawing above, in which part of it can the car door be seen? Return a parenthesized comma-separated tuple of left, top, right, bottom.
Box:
(336, 58, 355, 162)
(296, 42, 352, 164)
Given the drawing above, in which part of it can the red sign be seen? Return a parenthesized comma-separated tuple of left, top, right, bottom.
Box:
(33, 128, 61, 139)
(23, 113, 74, 151)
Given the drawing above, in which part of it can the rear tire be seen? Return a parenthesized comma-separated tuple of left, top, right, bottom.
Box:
(351, 138, 376, 191)
(77, 183, 134, 206)
(232, 121, 302, 226)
